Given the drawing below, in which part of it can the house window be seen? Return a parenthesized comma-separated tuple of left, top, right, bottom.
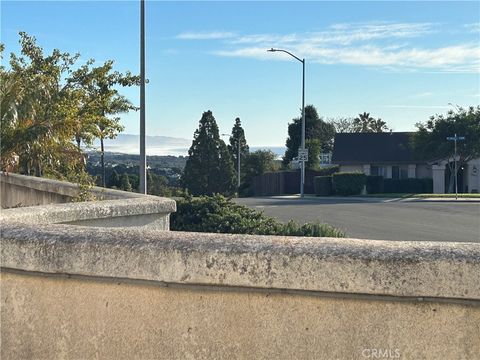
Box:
(392, 166, 400, 180)
(320, 153, 331, 165)
(391, 166, 409, 179)
(371, 166, 386, 177)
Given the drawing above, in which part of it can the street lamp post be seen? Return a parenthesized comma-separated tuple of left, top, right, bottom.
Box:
(236, 135, 241, 189)
(446, 133, 466, 200)
(268, 48, 306, 198)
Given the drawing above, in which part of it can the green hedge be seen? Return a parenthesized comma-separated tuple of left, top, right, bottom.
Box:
(171, 195, 344, 237)
(366, 175, 384, 194)
(383, 178, 433, 193)
(314, 176, 332, 196)
(332, 172, 366, 195)
(316, 165, 339, 176)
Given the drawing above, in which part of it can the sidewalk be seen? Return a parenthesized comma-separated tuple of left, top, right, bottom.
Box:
(268, 194, 480, 203)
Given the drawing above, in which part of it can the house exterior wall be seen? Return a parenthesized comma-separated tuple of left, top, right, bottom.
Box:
(467, 159, 480, 193)
(417, 165, 432, 179)
(339, 165, 363, 173)
(340, 164, 431, 181)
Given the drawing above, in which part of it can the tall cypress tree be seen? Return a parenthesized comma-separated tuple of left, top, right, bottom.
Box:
(183, 111, 236, 196)
(228, 117, 249, 179)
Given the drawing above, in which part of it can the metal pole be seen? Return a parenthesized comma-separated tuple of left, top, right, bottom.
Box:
(454, 134, 458, 200)
(139, 0, 147, 194)
(266, 48, 306, 198)
(300, 59, 305, 198)
(237, 135, 241, 190)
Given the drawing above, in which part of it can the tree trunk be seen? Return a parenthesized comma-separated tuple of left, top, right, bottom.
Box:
(101, 136, 106, 187)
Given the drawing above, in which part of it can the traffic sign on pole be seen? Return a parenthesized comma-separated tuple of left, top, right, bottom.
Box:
(298, 148, 308, 162)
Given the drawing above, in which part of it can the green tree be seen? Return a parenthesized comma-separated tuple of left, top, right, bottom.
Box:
(227, 117, 249, 177)
(0, 32, 90, 184)
(120, 173, 132, 192)
(352, 112, 389, 133)
(328, 117, 356, 133)
(108, 169, 121, 188)
(414, 106, 480, 192)
(182, 111, 236, 196)
(240, 150, 278, 196)
(305, 138, 321, 170)
(283, 105, 335, 168)
(147, 171, 169, 196)
(69, 60, 139, 187)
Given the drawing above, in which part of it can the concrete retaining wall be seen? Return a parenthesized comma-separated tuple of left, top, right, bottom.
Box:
(2, 223, 480, 358)
(2, 271, 478, 360)
(1, 172, 141, 208)
(0, 173, 175, 230)
(1, 174, 479, 359)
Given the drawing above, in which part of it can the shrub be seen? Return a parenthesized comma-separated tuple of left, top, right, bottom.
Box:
(420, 178, 433, 193)
(332, 172, 366, 195)
(383, 178, 433, 193)
(316, 165, 339, 176)
(171, 195, 344, 237)
(366, 175, 384, 194)
(314, 176, 332, 196)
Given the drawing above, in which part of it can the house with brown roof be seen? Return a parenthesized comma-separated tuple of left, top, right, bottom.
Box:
(331, 132, 479, 194)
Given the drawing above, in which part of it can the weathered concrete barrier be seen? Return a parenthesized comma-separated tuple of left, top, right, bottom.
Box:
(1, 172, 142, 208)
(0, 172, 175, 230)
(1, 175, 479, 359)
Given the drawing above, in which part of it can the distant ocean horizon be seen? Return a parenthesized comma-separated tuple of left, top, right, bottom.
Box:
(90, 134, 285, 158)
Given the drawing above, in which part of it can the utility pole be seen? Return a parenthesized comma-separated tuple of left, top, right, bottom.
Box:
(301, 57, 305, 198)
(237, 134, 241, 189)
(139, 0, 147, 194)
(446, 134, 465, 200)
(267, 48, 306, 198)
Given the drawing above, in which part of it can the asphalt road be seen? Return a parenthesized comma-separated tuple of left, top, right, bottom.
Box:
(234, 197, 480, 242)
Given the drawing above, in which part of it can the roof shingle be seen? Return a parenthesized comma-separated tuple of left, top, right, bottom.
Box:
(331, 132, 417, 164)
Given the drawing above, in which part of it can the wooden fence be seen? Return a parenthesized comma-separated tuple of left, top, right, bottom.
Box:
(253, 170, 325, 196)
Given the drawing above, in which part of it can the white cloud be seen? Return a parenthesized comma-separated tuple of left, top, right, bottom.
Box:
(176, 31, 236, 40)
(383, 105, 450, 109)
(214, 43, 480, 72)
(204, 22, 480, 73)
(464, 23, 480, 33)
(412, 92, 434, 98)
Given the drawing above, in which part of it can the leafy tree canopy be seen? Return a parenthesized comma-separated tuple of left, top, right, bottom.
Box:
(1, 32, 87, 182)
(120, 173, 132, 192)
(283, 105, 335, 167)
(414, 106, 480, 164)
(0, 32, 138, 188)
(329, 113, 389, 133)
(182, 111, 236, 196)
(352, 112, 389, 133)
(243, 150, 278, 184)
(305, 138, 321, 170)
(328, 117, 356, 133)
(69, 59, 139, 187)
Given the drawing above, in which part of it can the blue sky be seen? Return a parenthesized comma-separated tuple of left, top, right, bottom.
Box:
(2, 1, 479, 147)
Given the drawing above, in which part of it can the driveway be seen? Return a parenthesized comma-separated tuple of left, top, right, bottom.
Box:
(234, 197, 480, 242)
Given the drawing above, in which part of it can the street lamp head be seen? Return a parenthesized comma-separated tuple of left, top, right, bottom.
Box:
(267, 48, 276, 52)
